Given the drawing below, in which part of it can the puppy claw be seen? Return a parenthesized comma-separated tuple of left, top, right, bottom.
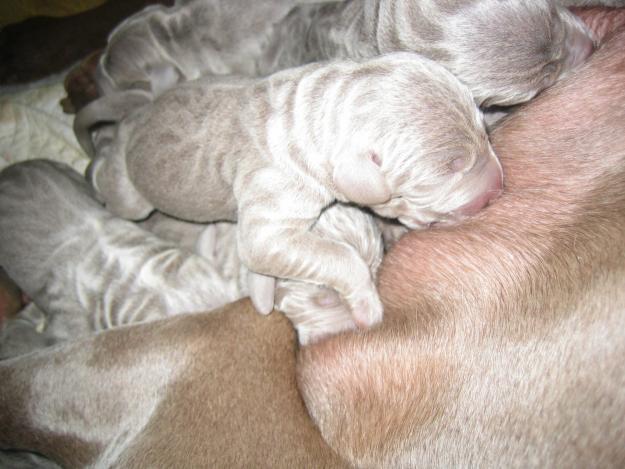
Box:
(248, 272, 276, 315)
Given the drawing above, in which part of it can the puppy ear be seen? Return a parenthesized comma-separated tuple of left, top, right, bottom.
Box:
(333, 152, 392, 205)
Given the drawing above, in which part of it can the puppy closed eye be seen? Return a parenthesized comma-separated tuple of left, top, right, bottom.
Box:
(313, 289, 342, 308)
(448, 151, 479, 174)
(450, 156, 469, 173)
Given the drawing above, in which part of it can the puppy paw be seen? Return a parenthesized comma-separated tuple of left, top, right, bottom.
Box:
(275, 284, 357, 345)
(346, 287, 383, 329)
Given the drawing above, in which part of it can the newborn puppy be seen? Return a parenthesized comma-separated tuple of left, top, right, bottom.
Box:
(94, 0, 317, 99)
(0, 159, 241, 347)
(88, 53, 503, 327)
(0, 160, 383, 352)
(85, 0, 593, 112)
(366, 0, 595, 106)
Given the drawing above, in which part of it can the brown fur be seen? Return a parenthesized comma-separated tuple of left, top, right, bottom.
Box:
(0, 300, 347, 467)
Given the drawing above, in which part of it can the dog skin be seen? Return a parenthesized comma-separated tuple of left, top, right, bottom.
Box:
(87, 0, 593, 109)
(0, 161, 383, 355)
(87, 52, 502, 326)
(0, 9, 624, 467)
(573, 4, 625, 35)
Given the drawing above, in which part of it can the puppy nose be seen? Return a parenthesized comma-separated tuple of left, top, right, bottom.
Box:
(455, 157, 503, 217)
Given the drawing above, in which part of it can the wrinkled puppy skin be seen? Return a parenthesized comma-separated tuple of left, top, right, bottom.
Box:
(374, 0, 596, 106)
(143, 205, 385, 345)
(88, 53, 502, 327)
(75, 0, 595, 154)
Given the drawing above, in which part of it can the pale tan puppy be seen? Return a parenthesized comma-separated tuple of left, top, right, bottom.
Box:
(0, 161, 383, 356)
(89, 0, 593, 107)
(74, 0, 594, 154)
(0, 160, 240, 355)
(88, 52, 502, 327)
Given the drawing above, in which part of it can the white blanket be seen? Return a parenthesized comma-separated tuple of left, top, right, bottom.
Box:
(0, 77, 87, 173)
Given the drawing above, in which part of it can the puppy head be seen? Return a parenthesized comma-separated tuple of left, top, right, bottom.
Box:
(332, 53, 503, 229)
(274, 204, 384, 345)
(437, 0, 593, 106)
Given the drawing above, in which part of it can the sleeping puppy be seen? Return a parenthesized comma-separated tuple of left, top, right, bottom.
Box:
(0, 161, 383, 356)
(365, 0, 595, 106)
(93, 0, 308, 98)
(87, 53, 503, 327)
(85, 0, 593, 111)
(0, 159, 240, 352)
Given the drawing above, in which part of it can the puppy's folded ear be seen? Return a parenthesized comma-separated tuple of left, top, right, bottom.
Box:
(333, 152, 392, 205)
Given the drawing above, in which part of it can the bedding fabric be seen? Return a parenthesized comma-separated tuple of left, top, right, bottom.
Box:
(0, 77, 87, 173)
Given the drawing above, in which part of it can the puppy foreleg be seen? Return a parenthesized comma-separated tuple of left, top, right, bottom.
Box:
(238, 213, 383, 328)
